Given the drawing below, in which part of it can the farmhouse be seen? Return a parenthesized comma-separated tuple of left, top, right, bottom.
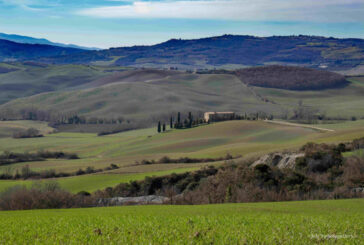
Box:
(204, 112, 235, 122)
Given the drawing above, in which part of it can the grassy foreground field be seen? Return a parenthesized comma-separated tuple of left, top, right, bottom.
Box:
(0, 199, 362, 244)
(1, 119, 364, 193)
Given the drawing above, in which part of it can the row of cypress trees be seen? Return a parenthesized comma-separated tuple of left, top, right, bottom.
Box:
(157, 112, 205, 133)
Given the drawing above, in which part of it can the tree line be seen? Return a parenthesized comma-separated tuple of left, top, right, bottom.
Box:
(0, 108, 129, 126)
(157, 111, 274, 133)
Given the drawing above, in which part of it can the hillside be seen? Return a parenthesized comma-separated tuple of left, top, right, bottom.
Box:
(0, 70, 277, 124)
(236, 65, 348, 90)
(40, 35, 364, 71)
(0, 120, 53, 138)
(1, 119, 364, 194)
(0, 63, 131, 104)
(0, 39, 85, 62)
(1, 67, 364, 125)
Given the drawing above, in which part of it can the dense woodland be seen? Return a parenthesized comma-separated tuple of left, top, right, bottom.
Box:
(35, 35, 364, 70)
(235, 65, 348, 90)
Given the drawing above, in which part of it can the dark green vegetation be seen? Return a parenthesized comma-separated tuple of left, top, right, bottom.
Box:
(0, 199, 362, 244)
(39, 35, 364, 71)
(137, 154, 236, 165)
(235, 65, 348, 90)
(0, 151, 78, 167)
(0, 39, 84, 62)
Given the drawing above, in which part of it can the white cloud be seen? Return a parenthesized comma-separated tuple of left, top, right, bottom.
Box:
(0, 0, 59, 10)
(77, 0, 364, 23)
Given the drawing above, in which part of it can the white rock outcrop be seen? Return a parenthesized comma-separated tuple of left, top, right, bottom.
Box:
(251, 152, 305, 169)
(98, 195, 170, 206)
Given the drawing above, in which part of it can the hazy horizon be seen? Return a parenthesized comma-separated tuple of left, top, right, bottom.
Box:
(0, 0, 363, 48)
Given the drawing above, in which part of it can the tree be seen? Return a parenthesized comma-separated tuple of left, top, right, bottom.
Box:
(188, 112, 193, 128)
(177, 112, 181, 124)
(163, 123, 166, 132)
(183, 119, 188, 128)
(157, 121, 161, 133)
(170, 117, 173, 129)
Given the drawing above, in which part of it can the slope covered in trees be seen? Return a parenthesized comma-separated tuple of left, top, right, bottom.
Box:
(0, 39, 85, 62)
(40, 35, 364, 71)
(236, 65, 348, 90)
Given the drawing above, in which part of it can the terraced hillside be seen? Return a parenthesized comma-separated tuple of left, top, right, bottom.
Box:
(1, 119, 364, 193)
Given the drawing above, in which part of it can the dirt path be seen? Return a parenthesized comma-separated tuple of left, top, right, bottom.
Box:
(264, 120, 335, 132)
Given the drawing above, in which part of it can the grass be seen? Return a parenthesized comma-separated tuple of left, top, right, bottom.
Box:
(0, 63, 132, 105)
(1, 119, 364, 193)
(343, 149, 364, 158)
(0, 199, 362, 244)
(254, 76, 364, 118)
(1, 72, 274, 120)
(2, 72, 364, 124)
(0, 167, 199, 193)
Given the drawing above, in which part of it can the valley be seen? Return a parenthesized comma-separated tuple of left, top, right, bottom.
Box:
(1, 2, 364, 243)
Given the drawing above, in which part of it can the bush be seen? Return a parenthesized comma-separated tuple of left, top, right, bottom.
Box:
(0, 182, 95, 210)
(13, 128, 43, 139)
(0, 151, 79, 167)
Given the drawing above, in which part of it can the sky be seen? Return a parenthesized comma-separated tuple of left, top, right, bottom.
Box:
(0, 0, 363, 49)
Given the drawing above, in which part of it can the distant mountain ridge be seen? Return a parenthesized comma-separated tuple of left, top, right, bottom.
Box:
(0, 33, 100, 50)
(40, 35, 364, 71)
(0, 34, 363, 71)
(0, 39, 85, 62)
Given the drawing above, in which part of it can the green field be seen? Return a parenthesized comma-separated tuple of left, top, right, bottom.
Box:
(254, 76, 364, 118)
(0, 199, 362, 244)
(1, 119, 364, 193)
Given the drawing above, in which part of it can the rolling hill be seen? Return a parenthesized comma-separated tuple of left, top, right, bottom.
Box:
(0, 64, 363, 126)
(40, 35, 364, 71)
(0, 119, 364, 193)
(0, 39, 85, 62)
(0, 63, 131, 104)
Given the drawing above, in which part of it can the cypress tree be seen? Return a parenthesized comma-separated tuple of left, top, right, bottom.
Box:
(188, 112, 193, 128)
(163, 123, 166, 132)
(157, 121, 161, 133)
(177, 112, 181, 124)
(170, 117, 173, 129)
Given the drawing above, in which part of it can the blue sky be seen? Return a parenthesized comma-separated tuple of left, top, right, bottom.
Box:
(0, 0, 363, 48)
